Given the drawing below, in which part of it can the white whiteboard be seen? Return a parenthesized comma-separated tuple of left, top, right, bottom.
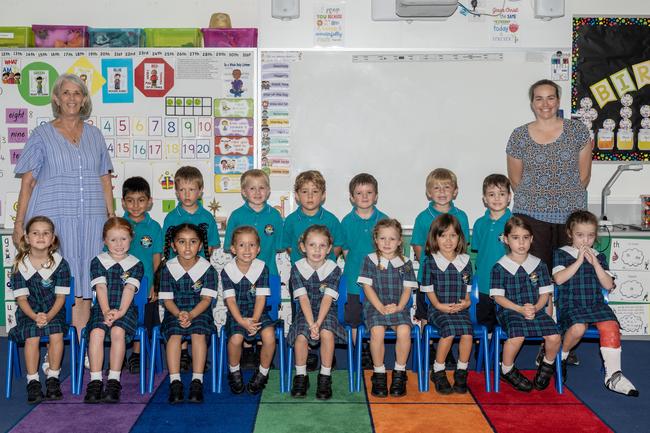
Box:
(266, 49, 571, 227)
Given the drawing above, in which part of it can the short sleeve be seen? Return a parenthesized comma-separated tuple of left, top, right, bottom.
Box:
(402, 261, 418, 288)
(220, 269, 236, 299)
(11, 269, 30, 298)
(206, 218, 221, 248)
(490, 264, 506, 298)
(152, 223, 164, 255)
(14, 129, 45, 178)
(597, 252, 615, 278)
(274, 217, 285, 252)
(328, 216, 344, 249)
(506, 127, 524, 160)
(90, 257, 107, 288)
(457, 210, 470, 243)
(420, 256, 435, 292)
(323, 265, 341, 300)
(357, 256, 374, 287)
(290, 266, 307, 298)
(126, 261, 145, 293)
(411, 213, 428, 247)
(537, 263, 553, 295)
(470, 220, 482, 253)
(54, 259, 72, 295)
(572, 120, 591, 151)
(97, 131, 113, 175)
(552, 249, 568, 275)
(280, 218, 292, 250)
(222, 213, 239, 250)
(158, 266, 174, 300)
(255, 266, 271, 297)
(200, 266, 219, 298)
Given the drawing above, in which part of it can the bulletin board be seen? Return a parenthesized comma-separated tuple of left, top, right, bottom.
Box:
(0, 47, 258, 226)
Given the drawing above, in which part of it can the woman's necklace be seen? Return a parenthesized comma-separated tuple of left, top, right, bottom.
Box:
(56, 121, 82, 144)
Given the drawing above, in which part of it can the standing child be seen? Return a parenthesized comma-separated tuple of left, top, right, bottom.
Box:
(158, 223, 218, 404)
(421, 214, 474, 394)
(10, 216, 71, 404)
(358, 219, 418, 397)
(121, 176, 163, 373)
(222, 226, 276, 395)
(471, 174, 512, 331)
(552, 210, 638, 396)
(341, 173, 388, 368)
(287, 225, 346, 400)
(490, 216, 561, 392)
(84, 217, 143, 403)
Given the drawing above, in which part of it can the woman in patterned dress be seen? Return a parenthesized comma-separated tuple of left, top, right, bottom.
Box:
(553, 210, 638, 397)
(490, 216, 561, 392)
(13, 73, 114, 335)
(358, 219, 417, 398)
(11, 216, 70, 404)
(84, 217, 142, 404)
(287, 225, 346, 400)
(420, 214, 474, 395)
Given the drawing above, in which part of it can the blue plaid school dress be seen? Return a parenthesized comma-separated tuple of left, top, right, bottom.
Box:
(358, 254, 418, 329)
(490, 255, 559, 338)
(421, 253, 473, 337)
(286, 259, 346, 346)
(87, 253, 143, 344)
(553, 246, 618, 332)
(222, 258, 275, 341)
(9, 253, 70, 342)
(158, 256, 218, 338)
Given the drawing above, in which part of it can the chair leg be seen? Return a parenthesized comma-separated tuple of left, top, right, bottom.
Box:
(346, 328, 354, 393)
(68, 328, 78, 395)
(493, 330, 501, 392)
(6, 340, 16, 399)
(555, 350, 563, 394)
(423, 326, 431, 392)
(211, 332, 218, 393)
(354, 326, 365, 392)
(216, 330, 226, 393)
(286, 347, 293, 393)
(137, 329, 146, 395)
(277, 328, 286, 393)
(148, 327, 160, 394)
(76, 333, 87, 396)
(414, 326, 422, 393)
(481, 332, 491, 392)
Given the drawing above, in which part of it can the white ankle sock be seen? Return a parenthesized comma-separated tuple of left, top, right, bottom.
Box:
(394, 363, 406, 372)
(169, 373, 181, 383)
(259, 365, 270, 376)
(543, 356, 555, 365)
(192, 373, 203, 383)
(108, 370, 121, 381)
(26, 373, 39, 383)
(229, 364, 240, 373)
(433, 362, 446, 373)
(47, 368, 61, 379)
(501, 364, 513, 374)
(457, 361, 469, 370)
(561, 351, 570, 361)
(320, 366, 331, 376)
(90, 371, 102, 381)
(373, 365, 386, 374)
(296, 365, 307, 375)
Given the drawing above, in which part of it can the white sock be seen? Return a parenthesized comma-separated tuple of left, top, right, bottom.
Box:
(295, 365, 307, 375)
(192, 373, 203, 383)
(433, 362, 446, 373)
(108, 370, 121, 382)
(501, 363, 513, 374)
(47, 368, 61, 379)
(259, 365, 270, 376)
(320, 366, 331, 376)
(169, 373, 181, 383)
(229, 364, 240, 373)
(457, 361, 469, 371)
(543, 356, 555, 365)
(394, 363, 406, 372)
(561, 351, 570, 361)
(373, 365, 386, 374)
(601, 347, 621, 381)
(90, 371, 102, 381)
(26, 373, 39, 383)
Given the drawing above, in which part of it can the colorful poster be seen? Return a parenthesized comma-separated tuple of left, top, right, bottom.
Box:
(215, 118, 254, 137)
(102, 58, 134, 103)
(490, 6, 520, 45)
(214, 155, 254, 175)
(1, 58, 21, 85)
(609, 238, 650, 272)
(215, 136, 254, 156)
(314, 3, 345, 47)
(214, 98, 254, 118)
(610, 304, 650, 336)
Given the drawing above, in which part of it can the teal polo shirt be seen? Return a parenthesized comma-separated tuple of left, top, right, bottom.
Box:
(471, 208, 512, 295)
(223, 202, 283, 276)
(281, 206, 343, 264)
(341, 207, 388, 295)
(124, 212, 163, 291)
(162, 203, 221, 258)
(411, 201, 470, 281)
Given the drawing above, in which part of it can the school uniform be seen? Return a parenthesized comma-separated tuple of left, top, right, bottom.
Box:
(421, 253, 473, 337)
(9, 253, 71, 342)
(552, 246, 618, 332)
(87, 253, 143, 343)
(223, 202, 283, 277)
(221, 258, 275, 340)
(471, 209, 512, 330)
(286, 259, 346, 346)
(357, 253, 418, 328)
(490, 255, 558, 337)
(158, 256, 218, 338)
(124, 212, 163, 292)
(281, 206, 343, 264)
(162, 203, 221, 258)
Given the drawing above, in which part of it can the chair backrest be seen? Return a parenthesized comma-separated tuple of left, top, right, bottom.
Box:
(267, 279, 281, 321)
(337, 278, 348, 325)
(135, 276, 149, 324)
(469, 276, 479, 325)
(64, 277, 75, 322)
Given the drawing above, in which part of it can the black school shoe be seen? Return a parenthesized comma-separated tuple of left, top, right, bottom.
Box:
(431, 370, 453, 395)
(389, 370, 408, 397)
(247, 370, 269, 395)
(180, 350, 192, 373)
(533, 361, 556, 391)
(291, 374, 309, 398)
(228, 371, 245, 394)
(168, 380, 184, 404)
(361, 344, 373, 370)
(188, 379, 204, 403)
(452, 369, 468, 394)
(84, 380, 104, 403)
(370, 372, 388, 398)
(102, 379, 122, 403)
(127, 352, 140, 374)
(306, 353, 319, 372)
(501, 366, 533, 392)
(45, 377, 63, 400)
(566, 348, 580, 366)
(561, 359, 567, 383)
(26, 380, 44, 404)
(316, 374, 333, 400)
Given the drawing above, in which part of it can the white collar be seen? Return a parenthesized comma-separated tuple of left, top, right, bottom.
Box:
(432, 253, 469, 272)
(18, 252, 63, 281)
(166, 256, 212, 282)
(295, 258, 337, 281)
(97, 252, 140, 272)
(367, 253, 405, 268)
(224, 258, 265, 284)
(497, 254, 541, 276)
(560, 245, 599, 259)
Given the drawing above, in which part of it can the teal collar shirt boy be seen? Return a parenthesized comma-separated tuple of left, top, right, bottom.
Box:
(124, 212, 163, 291)
(223, 202, 283, 276)
(471, 208, 512, 296)
(162, 203, 221, 257)
(282, 206, 343, 264)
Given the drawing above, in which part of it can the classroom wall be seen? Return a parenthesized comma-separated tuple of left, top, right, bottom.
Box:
(2, 0, 649, 223)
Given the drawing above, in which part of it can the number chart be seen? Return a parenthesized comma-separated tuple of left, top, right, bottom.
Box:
(0, 48, 257, 225)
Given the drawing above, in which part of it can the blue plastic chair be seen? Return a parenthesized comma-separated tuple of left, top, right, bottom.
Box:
(217, 280, 286, 393)
(285, 279, 355, 393)
(6, 277, 78, 398)
(354, 287, 421, 392)
(76, 277, 149, 395)
(421, 278, 491, 392)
